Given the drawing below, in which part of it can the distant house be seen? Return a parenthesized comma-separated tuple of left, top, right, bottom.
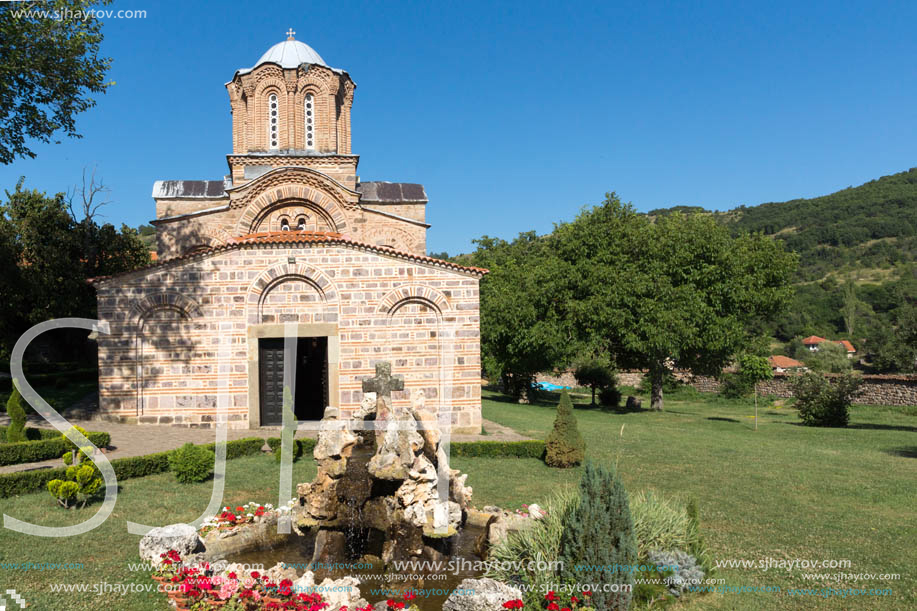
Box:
(768, 355, 807, 373)
(801, 336, 856, 358)
(802, 335, 827, 351)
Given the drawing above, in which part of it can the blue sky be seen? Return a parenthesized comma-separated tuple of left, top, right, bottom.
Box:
(2, 0, 916, 254)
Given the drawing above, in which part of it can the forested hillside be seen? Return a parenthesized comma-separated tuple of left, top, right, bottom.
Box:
(649, 168, 917, 370)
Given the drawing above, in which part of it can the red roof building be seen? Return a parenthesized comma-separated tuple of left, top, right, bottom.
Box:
(768, 355, 806, 371)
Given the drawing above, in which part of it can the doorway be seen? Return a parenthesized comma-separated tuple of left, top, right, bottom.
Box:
(258, 337, 328, 425)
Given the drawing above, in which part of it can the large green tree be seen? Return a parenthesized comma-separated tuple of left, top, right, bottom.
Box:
(554, 194, 797, 410)
(0, 0, 112, 163)
(470, 232, 573, 401)
(0, 179, 149, 358)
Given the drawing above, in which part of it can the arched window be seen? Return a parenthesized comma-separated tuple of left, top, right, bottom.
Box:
(268, 93, 279, 149)
(304, 93, 315, 149)
(296, 216, 307, 231)
(279, 217, 290, 231)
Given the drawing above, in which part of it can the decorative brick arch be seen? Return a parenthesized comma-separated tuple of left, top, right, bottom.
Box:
(378, 285, 451, 317)
(231, 168, 355, 236)
(246, 262, 339, 323)
(129, 292, 202, 325)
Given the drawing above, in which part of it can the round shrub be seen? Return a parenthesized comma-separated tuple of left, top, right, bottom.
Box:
(599, 385, 622, 409)
(545, 390, 585, 468)
(168, 443, 214, 484)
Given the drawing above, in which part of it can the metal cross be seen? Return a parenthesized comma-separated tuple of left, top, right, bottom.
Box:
(362, 361, 404, 399)
(286, 28, 296, 40)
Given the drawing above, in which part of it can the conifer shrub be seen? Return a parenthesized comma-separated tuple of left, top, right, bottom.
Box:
(6, 388, 27, 443)
(544, 390, 586, 468)
(557, 461, 637, 610)
(168, 442, 214, 484)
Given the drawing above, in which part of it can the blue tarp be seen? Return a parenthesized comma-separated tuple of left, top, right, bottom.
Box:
(535, 382, 571, 391)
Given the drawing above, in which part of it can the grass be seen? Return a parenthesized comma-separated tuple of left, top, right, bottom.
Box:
(0, 454, 317, 610)
(0, 386, 913, 610)
(459, 387, 917, 610)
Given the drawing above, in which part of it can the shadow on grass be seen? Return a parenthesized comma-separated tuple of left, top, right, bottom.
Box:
(884, 446, 917, 458)
(707, 417, 741, 423)
(847, 423, 917, 433)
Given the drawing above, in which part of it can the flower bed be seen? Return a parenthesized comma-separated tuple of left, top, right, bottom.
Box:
(503, 590, 596, 610)
(152, 549, 421, 611)
(197, 501, 294, 538)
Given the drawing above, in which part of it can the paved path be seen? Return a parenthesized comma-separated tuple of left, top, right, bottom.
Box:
(0, 413, 527, 474)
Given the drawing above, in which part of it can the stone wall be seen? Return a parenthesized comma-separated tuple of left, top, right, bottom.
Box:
(537, 369, 917, 406)
(94, 242, 483, 432)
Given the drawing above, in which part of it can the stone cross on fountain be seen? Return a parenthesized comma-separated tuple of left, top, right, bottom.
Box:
(362, 361, 404, 422)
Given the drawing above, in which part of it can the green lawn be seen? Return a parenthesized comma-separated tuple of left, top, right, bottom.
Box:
(461, 388, 917, 610)
(0, 388, 913, 610)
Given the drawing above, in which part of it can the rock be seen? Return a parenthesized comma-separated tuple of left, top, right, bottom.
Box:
(527, 503, 546, 519)
(443, 577, 523, 611)
(262, 561, 299, 584)
(626, 395, 642, 410)
(138, 523, 202, 563)
(482, 505, 502, 514)
(487, 514, 535, 548)
(356, 391, 377, 419)
(314, 427, 359, 460)
(411, 405, 442, 459)
(312, 530, 348, 567)
(315, 575, 368, 609)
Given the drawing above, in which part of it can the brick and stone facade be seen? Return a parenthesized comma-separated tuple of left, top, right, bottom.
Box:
(92, 36, 485, 432)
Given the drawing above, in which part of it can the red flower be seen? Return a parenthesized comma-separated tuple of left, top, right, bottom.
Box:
(546, 603, 559, 611)
(251, 571, 261, 579)
(228, 571, 237, 580)
(545, 591, 558, 601)
(502, 600, 524, 609)
(570, 596, 578, 603)
(403, 591, 416, 601)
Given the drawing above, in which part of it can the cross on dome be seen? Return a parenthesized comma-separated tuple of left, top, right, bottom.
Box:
(286, 28, 296, 40)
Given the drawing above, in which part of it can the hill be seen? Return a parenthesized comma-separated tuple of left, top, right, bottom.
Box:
(650, 168, 917, 348)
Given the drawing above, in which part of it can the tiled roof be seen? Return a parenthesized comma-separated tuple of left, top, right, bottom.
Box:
(89, 231, 487, 284)
(837, 340, 856, 353)
(768, 355, 806, 369)
(802, 335, 827, 345)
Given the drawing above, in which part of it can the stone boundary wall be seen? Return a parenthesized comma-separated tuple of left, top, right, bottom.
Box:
(537, 370, 917, 406)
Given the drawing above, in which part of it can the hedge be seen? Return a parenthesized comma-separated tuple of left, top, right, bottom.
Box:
(451, 440, 545, 458)
(0, 437, 267, 498)
(265, 437, 316, 460)
(0, 426, 60, 442)
(264, 437, 545, 459)
(0, 431, 112, 466)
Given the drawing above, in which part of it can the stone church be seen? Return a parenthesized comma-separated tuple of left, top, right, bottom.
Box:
(91, 34, 485, 433)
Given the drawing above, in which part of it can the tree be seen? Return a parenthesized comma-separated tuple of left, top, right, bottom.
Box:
(558, 461, 637, 610)
(804, 341, 852, 373)
(737, 354, 773, 430)
(791, 371, 863, 427)
(0, 1, 113, 163)
(544, 390, 585, 468)
(469, 232, 572, 401)
(573, 353, 614, 405)
(553, 195, 797, 410)
(867, 305, 917, 373)
(0, 178, 149, 357)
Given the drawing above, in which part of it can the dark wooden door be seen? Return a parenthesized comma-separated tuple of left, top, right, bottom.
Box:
(258, 338, 285, 426)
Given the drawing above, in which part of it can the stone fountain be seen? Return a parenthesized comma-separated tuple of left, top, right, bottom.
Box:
(295, 361, 473, 568)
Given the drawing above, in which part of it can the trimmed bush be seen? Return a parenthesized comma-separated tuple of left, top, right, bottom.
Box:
(558, 461, 637, 610)
(0, 430, 110, 466)
(451, 440, 545, 458)
(599, 385, 622, 409)
(791, 371, 863, 427)
(719, 372, 753, 399)
(168, 442, 214, 484)
(545, 390, 585, 468)
(47, 463, 103, 509)
(6, 388, 27, 443)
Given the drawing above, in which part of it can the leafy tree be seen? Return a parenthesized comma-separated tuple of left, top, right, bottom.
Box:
(804, 341, 852, 373)
(553, 195, 796, 410)
(573, 353, 615, 405)
(544, 390, 585, 468)
(866, 305, 917, 373)
(792, 372, 863, 427)
(0, 178, 149, 357)
(6, 386, 27, 442)
(469, 232, 572, 401)
(0, 0, 113, 163)
(737, 354, 773, 430)
(558, 461, 637, 610)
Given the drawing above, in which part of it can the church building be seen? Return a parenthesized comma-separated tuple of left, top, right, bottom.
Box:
(90, 33, 485, 433)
